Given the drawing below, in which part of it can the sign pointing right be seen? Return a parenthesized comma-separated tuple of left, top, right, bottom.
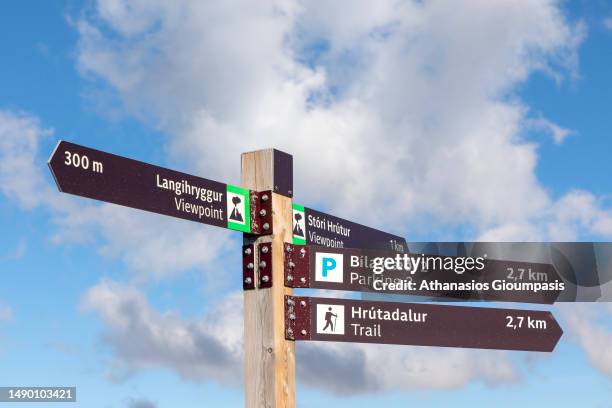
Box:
(284, 245, 564, 304)
(286, 296, 563, 352)
(292, 203, 407, 253)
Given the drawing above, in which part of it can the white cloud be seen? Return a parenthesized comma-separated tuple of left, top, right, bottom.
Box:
(0, 111, 54, 209)
(526, 116, 573, 144)
(299, 341, 518, 394)
(479, 189, 612, 241)
(71, 0, 605, 241)
(83, 280, 522, 392)
(51, 204, 233, 281)
(0, 109, 234, 281)
(560, 303, 612, 377)
(82, 281, 243, 383)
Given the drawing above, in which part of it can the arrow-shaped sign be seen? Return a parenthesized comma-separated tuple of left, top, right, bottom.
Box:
(286, 296, 563, 352)
(48, 141, 253, 232)
(284, 245, 563, 304)
(292, 204, 406, 253)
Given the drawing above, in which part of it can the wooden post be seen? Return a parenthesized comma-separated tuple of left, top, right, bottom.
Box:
(242, 149, 295, 408)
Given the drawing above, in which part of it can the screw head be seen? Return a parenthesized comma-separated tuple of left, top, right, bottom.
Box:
(261, 245, 269, 254)
(259, 261, 267, 268)
(300, 248, 306, 256)
(301, 329, 307, 336)
(289, 313, 296, 320)
(288, 261, 295, 268)
(300, 277, 306, 284)
(244, 247, 252, 255)
(261, 194, 269, 201)
(300, 300, 306, 307)
(247, 263, 254, 270)
(285, 245, 293, 252)
(244, 277, 252, 284)
(286, 328, 294, 336)
(287, 275, 294, 282)
(263, 223, 270, 230)
(287, 298, 295, 306)
(259, 209, 267, 217)
(261, 275, 270, 283)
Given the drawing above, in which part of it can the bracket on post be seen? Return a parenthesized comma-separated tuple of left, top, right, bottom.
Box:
(285, 295, 311, 341)
(249, 190, 273, 235)
(242, 244, 256, 290)
(258, 242, 273, 288)
(284, 244, 310, 288)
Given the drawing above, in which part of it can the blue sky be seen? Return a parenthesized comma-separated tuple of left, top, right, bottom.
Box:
(1, 1, 612, 407)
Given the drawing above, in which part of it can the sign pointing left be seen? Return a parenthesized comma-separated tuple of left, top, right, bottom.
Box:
(48, 140, 252, 232)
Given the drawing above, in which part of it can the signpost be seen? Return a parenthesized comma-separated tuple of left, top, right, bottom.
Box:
(286, 296, 563, 352)
(284, 245, 563, 304)
(48, 141, 565, 407)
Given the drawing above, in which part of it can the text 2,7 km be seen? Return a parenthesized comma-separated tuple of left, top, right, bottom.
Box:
(506, 315, 547, 330)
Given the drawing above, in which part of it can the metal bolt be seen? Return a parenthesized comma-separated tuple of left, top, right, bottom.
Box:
(285, 245, 293, 252)
(244, 247, 252, 255)
(300, 300, 306, 307)
(289, 313, 296, 320)
(288, 261, 295, 268)
(286, 328, 294, 336)
(244, 277, 252, 284)
(259, 209, 267, 217)
(263, 223, 270, 230)
(261, 245, 269, 254)
(261, 194, 269, 202)
(259, 261, 267, 268)
(247, 263, 254, 270)
(287, 298, 295, 306)
(300, 277, 306, 284)
(301, 329, 307, 336)
(300, 248, 306, 257)
(287, 275, 294, 282)
(261, 275, 269, 283)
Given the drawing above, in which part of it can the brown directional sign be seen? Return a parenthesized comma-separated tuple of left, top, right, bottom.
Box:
(286, 296, 563, 352)
(291, 204, 406, 253)
(48, 140, 253, 232)
(284, 245, 563, 304)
